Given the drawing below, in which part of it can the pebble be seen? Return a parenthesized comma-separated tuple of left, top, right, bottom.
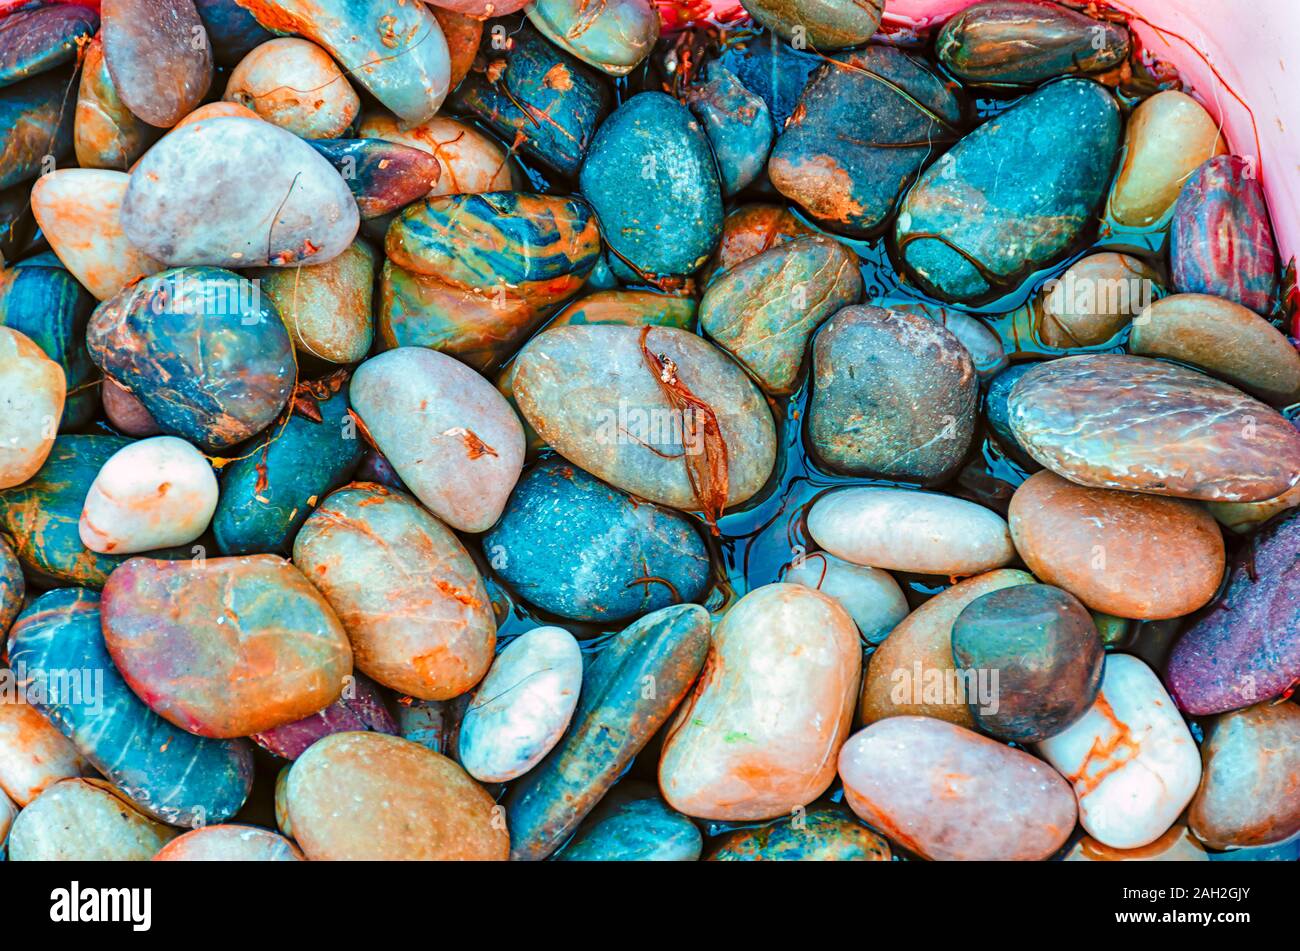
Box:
(284, 731, 508, 860)
(740, 0, 883, 49)
(808, 306, 977, 483)
(951, 582, 1104, 742)
(358, 114, 516, 197)
(102, 0, 213, 128)
(839, 716, 1077, 860)
(153, 824, 304, 861)
(253, 238, 377, 363)
(709, 805, 891, 861)
(7, 778, 178, 861)
(101, 555, 354, 737)
(224, 37, 359, 138)
(0, 325, 64, 489)
(0, 698, 88, 806)
(1035, 251, 1161, 348)
(1007, 353, 1300, 502)
(1188, 701, 1300, 850)
(75, 33, 157, 170)
(526, 0, 660, 76)
(685, 65, 772, 197)
(1039, 653, 1201, 850)
(555, 782, 701, 861)
(859, 569, 1034, 728)
(459, 626, 584, 783)
(1108, 90, 1226, 227)
(292, 483, 497, 700)
(782, 551, 908, 643)
(1008, 469, 1225, 619)
(349, 347, 525, 533)
(251, 671, 398, 760)
(659, 584, 861, 821)
(808, 486, 1015, 575)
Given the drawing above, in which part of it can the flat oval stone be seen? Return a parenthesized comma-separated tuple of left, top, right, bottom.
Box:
(0, 535, 21, 635)
(308, 139, 442, 219)
(1130, 294, 1300, 406)
(102, 555, 354, 737)
(701, 203, 814, 286)
(768, 45, 962, 236)
(1039, 653, 1201, 850)
(0, 3, 98, 87)
(235, 0, 451, 123)
(30, 168, 164, 300)
(579, 92, 723, 280)
(358, 114, 515, 196)
(0, 699, 87, 806)
(1, 246, 97, 430)
(0, 435, 191, 587)
(378, 260, 542, 372)
(96, 379, 163, 436)
(122, 116, 359, 267)
(8, 588, 254, 824)
(558, 786, 702, 862)
(937, 0, 1130, 85)
(484, 459, 710, 622)
(75, 33, 158, 170)
(459, 626, 583, 783)
(0, 69, 75, 190)
(1007, 353, 1300, 502)
(952, 583, 1103, 742)
(1108, 90, 1225, 227)
(1170, 154, 1278, 314)
(1166, 509, 1300, 714)
(224, 37, 359, 138)
(284, 731, 507, 860)
(527, 0, 658, 76)
(349, 347, 525, 532)
(292, 483, 497, 700)
(701, 235, 861, 394)
(741, 0, 882, 48)
(709, 805, 891, 861)
(1189, 701, 1300, 850)
(859, 569, 1033, 728)
(102, 0, 213, 127)
(1065, 824, 1209, 861)
(895, 79, 1121, 303)
(839, 716, 1077, 860)
(387, 191, 600, 303)
(254, 239, 376, 363)
(506, 603, 711, 861)
(808, 486, 1014, 575)
(251, 671, 398, 760)
(87, 267, 295, 451)
(1035, 251, 1161, 348)
(79, 435, 217, 554)
(7, 778, 177, 861)
(660, 583, 860, 821)
(0, 325, 64, 489)
(451, 21, 609, 178)
(809, 306, 977, 483)
(512, 324, 777, 512)
(1009, 470, 1225, 619)
(685, 65, 772, 197)
(212, 375, 363, 556)
(153, 823, 304, 860)
(783, 551, 908, 643)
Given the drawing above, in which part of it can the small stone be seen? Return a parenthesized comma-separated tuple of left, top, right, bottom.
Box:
(224, 37, 359, 138)
(709, 805, 890, 861)
(250, 671, 398, 760)
(527, 0, 659, 76)
(0, 699, 88, 806)
(557, 784, 702, 862)
(253, 238, 377, 363)
(153, 824, 304, 861)
(783, 551, 908, 643)
(740, 0, 883, 49)
(7, 778, 177, 861)
(1035, 251, 1161, 348)
(0, 325, 65, 489)
(685, 65, 772, 197)
(102, 0, 213, 128)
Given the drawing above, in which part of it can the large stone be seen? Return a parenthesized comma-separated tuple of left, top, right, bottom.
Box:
(1007, 354, 1300, 502)
(1039, 653, 1201, 850)
(895, 79, 1121, 302)
(808, 306, 977, 483)
(839, 716, 1077, 860)
(7, 778, 177, 861)
(659, 584, 861, 821)
(1008, 470, 1225, 619)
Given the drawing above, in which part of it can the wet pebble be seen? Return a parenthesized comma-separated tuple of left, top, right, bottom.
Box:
(254, 238, 377, 363)
(0, 698, 88, 806)
(0, 325, 64, 489)
(224, 37, 359, 138)
(782, 551, 908, 643)
(686, 65, 772, 197)
(153, 824, 304, 861)
(102, 0, 213, 128)
(527, 0, 659, 76)
(709, 805, 890, 861)
(558, 785, 702, 862)
(7, 778, 178, 861)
